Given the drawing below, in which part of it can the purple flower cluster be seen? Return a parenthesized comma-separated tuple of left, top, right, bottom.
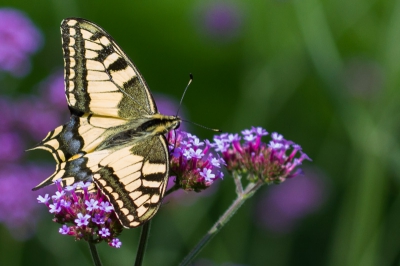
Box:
(37, 180, 123, 248)
(167, 130, 225, 192)
(213, 127, 311, 184)
(0, 8, 42, 76)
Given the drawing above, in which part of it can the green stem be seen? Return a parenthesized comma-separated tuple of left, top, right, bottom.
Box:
(233, 171, 243, 196)
(165, 183, 180, 196)
(179, 182, 262, 266)
(88, 240, 102, 266)
(134, 221, 151, 266)
(133, 179, 178, 265)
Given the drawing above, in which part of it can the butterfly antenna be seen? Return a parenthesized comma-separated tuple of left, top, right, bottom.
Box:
(176, 73, 193, 117)
(181, 119, 222, 132)
(176, 73, 222, 132)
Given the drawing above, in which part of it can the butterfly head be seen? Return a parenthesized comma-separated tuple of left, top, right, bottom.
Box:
(144, 114, 181, 136)
(161, 115, 181, 132)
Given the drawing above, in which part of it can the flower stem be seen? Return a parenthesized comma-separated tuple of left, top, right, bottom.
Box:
(165, 183, 180, 196)
(134, 180, 178, 265)
(134, 221, 151, 266)
(233, 171, 243, 195)
(179, 181, 262, 266)
(88, 240, 102, 266)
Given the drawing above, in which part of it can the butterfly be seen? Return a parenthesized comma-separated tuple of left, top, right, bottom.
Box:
(31, 18, 180, 228)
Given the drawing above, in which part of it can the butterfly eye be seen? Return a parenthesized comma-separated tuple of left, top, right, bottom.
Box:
(175, 122, 180, 129)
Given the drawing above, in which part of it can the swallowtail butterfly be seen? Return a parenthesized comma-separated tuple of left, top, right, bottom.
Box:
(32, 18, 180, 228)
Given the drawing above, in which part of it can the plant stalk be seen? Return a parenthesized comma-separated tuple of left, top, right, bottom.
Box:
(88, 240, 102, 266)
(135, 221, 151, 266)
(179, 181, 261, 266)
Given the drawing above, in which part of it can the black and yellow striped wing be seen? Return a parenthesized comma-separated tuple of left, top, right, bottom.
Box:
(36, 135, 169, 228)
(61, 18, 157, 118)
(32, 18, 173, 228)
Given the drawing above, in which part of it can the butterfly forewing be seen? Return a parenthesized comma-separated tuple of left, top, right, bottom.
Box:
(33, 18, 176, 228)
(61, 18, 157, 118)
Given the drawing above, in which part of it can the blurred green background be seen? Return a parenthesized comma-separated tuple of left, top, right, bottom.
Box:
(1, 0, 400, 265)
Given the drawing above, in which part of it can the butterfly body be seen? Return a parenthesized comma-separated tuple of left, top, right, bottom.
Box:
(32, 18, 179, 228)
(95, 114, 180, 151)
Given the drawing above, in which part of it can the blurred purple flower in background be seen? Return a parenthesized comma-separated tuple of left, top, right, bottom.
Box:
(17, 96, 65, 141)
(256, 167, 328, 234)
(0, 71, 66, 240)
(0, 164, 53, 240)
(0, 132, 24, 162)
(0, 8, 42, 77)
(0, 97, 16, 129)
(154, 93, 181, 116)
(40, 71, 67, 109)
(196, 1, 244, 42)
(14, 71, 67, 141)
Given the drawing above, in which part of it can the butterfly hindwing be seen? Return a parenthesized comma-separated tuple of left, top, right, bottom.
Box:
(34, 134, 169, 228)
(34, 154, 93, 189)
(31, 113, 129, 189)
(92, 135, 169, 227)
